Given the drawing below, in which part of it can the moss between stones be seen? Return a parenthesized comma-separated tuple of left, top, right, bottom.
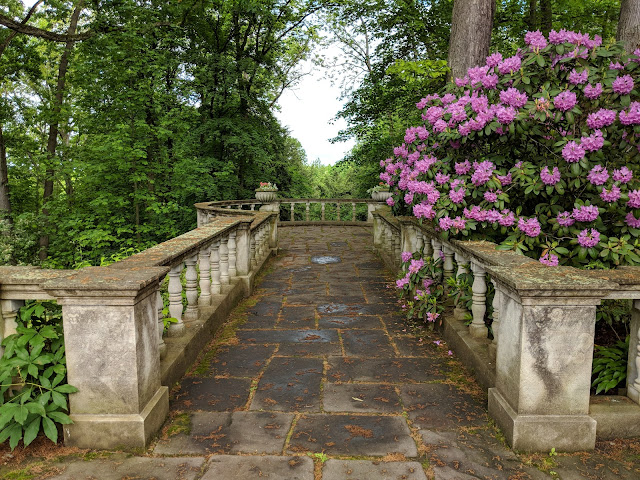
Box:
(166, 413, 192, 437)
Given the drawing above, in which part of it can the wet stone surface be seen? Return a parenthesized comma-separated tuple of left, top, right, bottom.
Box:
(311, 255, 341, 264)
(172, 377, 251, 411)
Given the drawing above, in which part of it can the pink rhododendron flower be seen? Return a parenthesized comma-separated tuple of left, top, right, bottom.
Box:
(486, 209, 501, 223)
(498, 55, 522, 74)
(439, 216, 454, 231)
(548, 29, 568, 44)
(612, 74, 634, 95)
(435, 172, 450, 185)
(568, 68, 589, 85)
(413, 203, 436, 219)
(613, 167, 633, 183)
(496, 105, 517, 124)
(553, 91, 577, 111)
(455, 76, 469, 87)
(404, 193, 414, 205)
(581, 130, 604, 152)
(619, 102, 640, 125)
(386, 197, 395, 206)
(625, 212, 640, 228)
(484, 191, 498, 202)
(573, 205, 599, 222)
(408, 258, 425, 274)
(401, 251, 413, 263)
(583, 83, 603, 99)
(628, 190, 640, 208)
(525, 30, 548, 51)
(496, 172, 513, 185)
(449, 188, 466, 204)
(396, 277, 409, 289)
(539, 253, 559, 266)
(587, 109, 616, 129)
(481, 74, 499, 89)
(540, 166, 561, 185)
(486, 52, 503, 68)
(587, 165, 609, 185)
(518, 217, 541, 237)
(498, 209, 515, 227)
(452, 216, 466, 230)
(600, 185, 621, 203)
(454, 160, 472, 175)
(557, 211, 575, 226)
(562, 141, 585, 162)
(499, 88, 528, 108)
(577, 229, 600, 248)
(427, 312, 440, 323)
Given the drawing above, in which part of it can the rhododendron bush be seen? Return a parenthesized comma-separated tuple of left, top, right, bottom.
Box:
(381, 30, 640, 268)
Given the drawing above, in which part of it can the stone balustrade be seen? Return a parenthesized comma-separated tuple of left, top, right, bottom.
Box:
(0, 211, 278, 450)
(372, 207, 640, 452)
(195, 198, 385, 225)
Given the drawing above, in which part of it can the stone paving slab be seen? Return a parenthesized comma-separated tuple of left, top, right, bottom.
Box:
(173, 377, 251, 411)
(288, 414, 418, 457)
(401, 384, 487, 430)
(209, 344, 276, 376)
(247, 299, 282, 316)
(393, 335, 440, 357)
(155, 411, 294, 455)
(323, 383, 402, 413)
(237, 329, 339, 344)
(341, 329, 395, 357)
(327, 357, 445, 383)
(317, 315, 384, 329)
(45, 455, 205, 480)
(277, 305, 317, 329)
(276, 342, 342, 356)
(239, 314, 280, 329)
(322, 459, 428, 480)
(202, 455, 314, 480)
(251, 356, 323, 411)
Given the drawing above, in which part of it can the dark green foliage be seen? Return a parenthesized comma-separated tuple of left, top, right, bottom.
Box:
(0, 301, 77, 449)
(592, 336, 629, 394)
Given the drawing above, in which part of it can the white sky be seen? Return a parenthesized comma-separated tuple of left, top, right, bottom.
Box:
(275, 60, 355, 166)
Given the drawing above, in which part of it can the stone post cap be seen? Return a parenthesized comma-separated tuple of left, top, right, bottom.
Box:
(0, 266, 74, 285)
(43, 266, 169, 299)
(486, 263, 618, 298)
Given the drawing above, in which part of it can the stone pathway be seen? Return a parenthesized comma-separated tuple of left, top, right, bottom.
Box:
(7, 226, 640, 479)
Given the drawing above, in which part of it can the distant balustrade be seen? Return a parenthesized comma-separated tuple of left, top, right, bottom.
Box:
(372, 206, 640, 452)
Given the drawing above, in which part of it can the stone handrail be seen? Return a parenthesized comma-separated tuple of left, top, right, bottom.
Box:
(372, 207, 640, 452)
(0, 209, 278, 450)
(195, 198, 386, 225)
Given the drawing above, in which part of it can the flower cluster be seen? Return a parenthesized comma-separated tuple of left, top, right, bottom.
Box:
(383, 31, 640, 268)
(257, 182, 278, 191)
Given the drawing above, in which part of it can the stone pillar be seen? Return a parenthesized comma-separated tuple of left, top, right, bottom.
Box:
(489, 279, 502, 362)
(290, 203, 295, 221)
(453, 252, 470, 321)
(442, 245, 455, 281)
(352, 202, 356, 221)
(423, 236, 434, 256)
(393, 228, 401, 265)
(220, 235, 230, 285)
(627, 300, 640, 403)
(469, 260, 488, 339)
(44, 267, 170, 449)
(486, 265, 615, 452)
(399, 220, 417, 254)
(268, 214, 278, 249)
(372, 213, 382, 246)
(198, 247, 211, 307)
(228, 230, 237, 278)
(167, 265, 185, 336)
(431, 239, 442, 265)
(210, 239, 221, 295)
(250, 231, 257, 269)
(322, 202, 326, 221)
(183, 254, 199, 320)
(367, 203, 376, 223)
(235, 222, 252, 277)
(0, 299, 24, 355)
(306, 202, 310, 221)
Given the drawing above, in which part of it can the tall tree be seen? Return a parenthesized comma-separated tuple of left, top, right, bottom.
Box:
(447, 0, 496, 79)
(618, 0, 640, 51)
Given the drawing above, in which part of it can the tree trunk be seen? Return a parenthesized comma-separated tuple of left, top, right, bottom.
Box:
(540, 0, 552, 35)
(447, 0, 496, 80)
(528, 0, 538, 32)
(39, 2, 83, 261)
(0, 125, 10, 221)
(618, 0, 640, 52)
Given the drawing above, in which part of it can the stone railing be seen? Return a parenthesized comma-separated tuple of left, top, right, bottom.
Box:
(195, 197, 385, 225)
(0, 211, 278, 450)
(372, 207, 640, 452)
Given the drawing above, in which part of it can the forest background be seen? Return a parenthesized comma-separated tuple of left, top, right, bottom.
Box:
(0, 0, 624, 268)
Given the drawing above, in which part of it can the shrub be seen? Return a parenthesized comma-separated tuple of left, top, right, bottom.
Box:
(396, 250, 445, 325)
(382, 30, 640, 268)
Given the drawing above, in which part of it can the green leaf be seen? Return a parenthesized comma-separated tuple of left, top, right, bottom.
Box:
(42, 416, 57, 443)
(54, 384, 78, 394)
(51, 391, 67, 410)
(14, 404, 28, 425)
(23, 416, 41, 447)
(9, 423, 23, 450)
(47, 411, 73, 425)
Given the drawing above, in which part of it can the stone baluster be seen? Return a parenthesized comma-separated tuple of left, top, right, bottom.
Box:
(393, 229, 401, 263)
(352, 202, 356, 221)
(0, 300, 24, 354)
(228, 230, 237, 277)
(250, 231, 257, 269)
(489, 279, 502, 362)
(256, 226, 264, 259)
(321, 202, 325, 221)
(469, 260, 488, 338)
(415, 228, 424, 252)
(184, 254, 199, 320)
(385, 224, 392, 256)
(168, 265, 185, 336)
(306, 202, 310, 221)
(290, 203, 295, 221)
(442, 245, 455, 281)
(156, 290, 166, 359)
(336, 203, 341, 221)
(628, 300, 640, 404)
(199, 246, 211, 306)
(250, 204, 255, 211)
(220, 234, 230, 285)
(423, 236, 434, 256)
(453, 252, 470, 320)
(431, 239, 442, 264)
(210, 239, 221, 295)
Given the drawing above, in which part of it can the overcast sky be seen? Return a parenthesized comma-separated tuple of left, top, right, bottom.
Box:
(275, 59, 355, 166)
